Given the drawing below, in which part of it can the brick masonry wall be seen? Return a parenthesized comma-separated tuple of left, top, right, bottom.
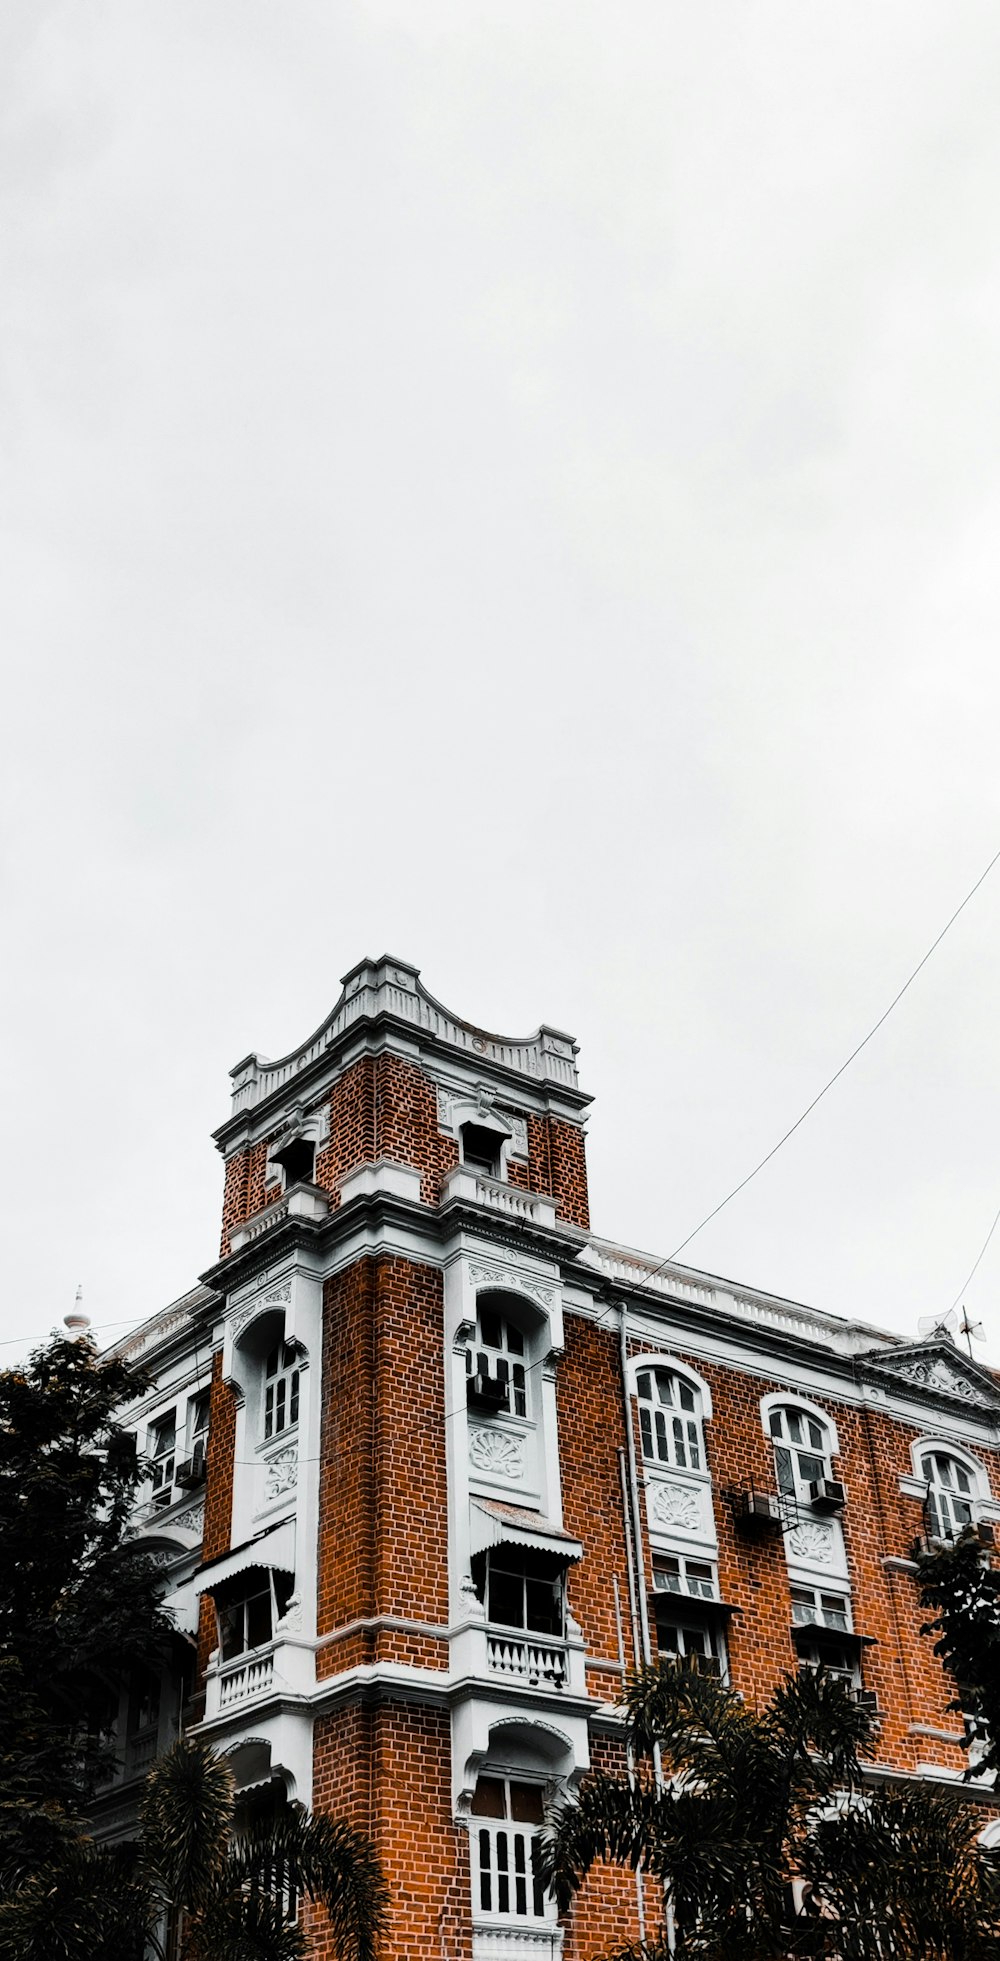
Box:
(559, 1310, 1000, 1782)
(220, 1052, 590, 1243)
(316, 1254, 449, 1678)
(564, 1731, 647, 1959)
(194, 1351, 237, 1681)
(307, 1701, 473, 1961)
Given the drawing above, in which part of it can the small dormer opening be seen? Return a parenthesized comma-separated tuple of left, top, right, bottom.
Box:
(273, 1135, 315, 1188)
(460, 1122, 503, 1179)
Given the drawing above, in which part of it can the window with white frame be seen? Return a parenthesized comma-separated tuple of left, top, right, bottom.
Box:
(790, 1584, 851, 1632)
(482, 1547, 565, 1637)
(470, 1775, 551, 1925)
(920, 1449, 976, 1541)
(466, 1303, 528, 1418)
(769, 1405, 832, 1502)
(263, 1342, 300, 1442)
(651, 1552, 716, 1600)
(636, 1368, 704, 1471)
(147, 1410, 177, 1510)
(215, 1568, 295, 1660)
(654, 1604, 725, 1677)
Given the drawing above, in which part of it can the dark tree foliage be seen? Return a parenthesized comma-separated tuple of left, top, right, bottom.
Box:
(540, 1658, 1000, 1960)
(0, 1332, 172, 1867)
(917, 1527, 1000, 1786)
(0, 1737, 390, 1961)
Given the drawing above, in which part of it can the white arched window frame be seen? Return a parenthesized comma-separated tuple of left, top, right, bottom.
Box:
(760, 1395, 839, 1504)
(630, 1358, 712, 1476)
(908, 1438, 989, 1542)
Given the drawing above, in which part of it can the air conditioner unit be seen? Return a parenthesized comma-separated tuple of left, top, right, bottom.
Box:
(741, 1490, 783, 1527)
(854, 1689, 879, 1714)
(976, 1521, 996, 1550)
(809, 1478, 846, 1514)
(175, 1441, 207, 1489)
(467, 1372, 508, 1411)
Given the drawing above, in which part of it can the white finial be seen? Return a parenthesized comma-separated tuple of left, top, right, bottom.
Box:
(64, 1284, 91, 1337)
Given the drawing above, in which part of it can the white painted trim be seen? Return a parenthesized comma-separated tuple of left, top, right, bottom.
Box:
(759, 1391, 840, 1458)
(625, 1351, 714, 1420)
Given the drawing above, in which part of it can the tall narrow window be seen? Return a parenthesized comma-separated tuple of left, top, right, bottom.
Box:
(636, 1369, 703, 1471)
(471, 1777, 549, 1924)
(466, 1306, 527, 1418)
(148, 1410, 177, 1510)
(921, 1451, 976, 1540)
(769, 1405, 831, 1502)
(264, 1343, 300, 1441)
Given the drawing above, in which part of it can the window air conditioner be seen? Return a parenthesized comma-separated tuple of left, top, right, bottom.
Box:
(854, 1689, 879, 1714)
(741, 1490, 783, 1527)
(175, 1441, 207, 1489)
(467, 1372, 508, 1412)
(976, 1520, 996, 1550)
(808, 1478, 846, 1514)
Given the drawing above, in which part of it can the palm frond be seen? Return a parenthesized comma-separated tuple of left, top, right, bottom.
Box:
(140, 1736, 235, 1906)
(223, 1810, 389, 1961)
(0, 1837, 152, 1961)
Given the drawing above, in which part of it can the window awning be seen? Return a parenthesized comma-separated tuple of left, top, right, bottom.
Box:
(649, 1590, 742, 1621)
(790, 1622, 876, 1651)
(193, 1519, 295, 1595)
(471, 1499, 583, 1563)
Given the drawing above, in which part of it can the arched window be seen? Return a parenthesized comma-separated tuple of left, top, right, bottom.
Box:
(920, 1449, 976, 1540)
(769, 1404, 832, 1502)
(470, 1774, 551, 1928)
(636, 1368, 703, 1471)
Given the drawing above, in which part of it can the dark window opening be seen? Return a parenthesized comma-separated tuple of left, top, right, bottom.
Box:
(466, 1306, 527, 1418)
(475, 1547, 566, 1638)
(461, 1123, 503, 1178)
(274, 1136, 315, 1188)
(654, 1608, 723, 1676)
(215, 1569, 295, 1660)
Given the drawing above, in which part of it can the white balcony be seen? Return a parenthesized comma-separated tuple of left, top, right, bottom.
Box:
(217, 1651, 275, 1708)
(485, 1631, 567, 1689)
(228, 1183, 329, 1251)
(441, 1167, 557, 1228)
(204, 1632, 313, 1720)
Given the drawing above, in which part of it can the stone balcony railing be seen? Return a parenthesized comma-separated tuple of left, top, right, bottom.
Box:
(451, 1608, 586, 1699)
(228, 1183, 330, 1251)
(203, 1634, 313, 1720)
(441, 1166, 558, 1230)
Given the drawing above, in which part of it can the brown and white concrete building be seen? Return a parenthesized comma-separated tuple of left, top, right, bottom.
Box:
(96, 956, 1000, 1959)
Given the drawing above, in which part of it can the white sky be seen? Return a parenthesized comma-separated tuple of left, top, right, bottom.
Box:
(4, 2, 1000, 1367)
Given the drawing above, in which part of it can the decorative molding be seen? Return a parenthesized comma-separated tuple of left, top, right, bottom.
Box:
(276, 1593, 303, 1634)
(861, 1340, 1000, 1412)
(228, 1285, 292, 1343)
(648, 1482, 700, 1533)
(786, 1520, 835, 1565)
(436, 1085, 528, 1157)
(172, 1504, 205, 1536)
(263, 1446, 298, 1501)
(469, 1427, 526, 1480)
(468, 1261, 554, 1308)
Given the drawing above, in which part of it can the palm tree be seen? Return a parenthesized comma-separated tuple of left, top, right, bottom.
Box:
(0, 1736, 388, 1961)
(539, 1659, 1000, 1960)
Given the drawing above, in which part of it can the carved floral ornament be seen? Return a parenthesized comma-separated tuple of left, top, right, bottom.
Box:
(648, 1482, 701, 1533)
(469, 1427, 526, 1480)
(786, 1520, 835, 1565)
(264, 1447, 298, 1502)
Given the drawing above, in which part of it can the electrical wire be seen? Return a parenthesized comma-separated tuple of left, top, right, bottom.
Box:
(949, 1197, 1000, 1315)
(657, 838, 1000, 1273)
(0, 1314, 149, 1351)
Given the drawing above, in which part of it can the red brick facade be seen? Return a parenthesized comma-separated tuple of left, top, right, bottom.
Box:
(143, 966, 1000, 1961)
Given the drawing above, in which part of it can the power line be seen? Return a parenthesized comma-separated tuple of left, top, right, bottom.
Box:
(0, 1315, 148, 1352)
(658, 839, 1000, 1272)
(949, 1196, 1000, 1315)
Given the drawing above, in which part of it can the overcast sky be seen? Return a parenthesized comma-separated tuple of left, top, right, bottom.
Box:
(4, 2, 1000, 1369)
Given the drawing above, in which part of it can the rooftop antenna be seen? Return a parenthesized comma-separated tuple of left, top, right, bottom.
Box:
(917, 1304, 985, 1360)
(64, 1284, 91, 1340)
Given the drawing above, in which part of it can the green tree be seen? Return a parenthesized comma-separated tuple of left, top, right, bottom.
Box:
(0, 1332, 172, 1867)
(916, 1526, 1000, 1786)
(540, 1659, 1000, 1960)
(0, 1736, 389, 1961)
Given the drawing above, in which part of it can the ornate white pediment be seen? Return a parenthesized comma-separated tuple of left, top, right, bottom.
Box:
(860, 1340, 1000, 1413)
